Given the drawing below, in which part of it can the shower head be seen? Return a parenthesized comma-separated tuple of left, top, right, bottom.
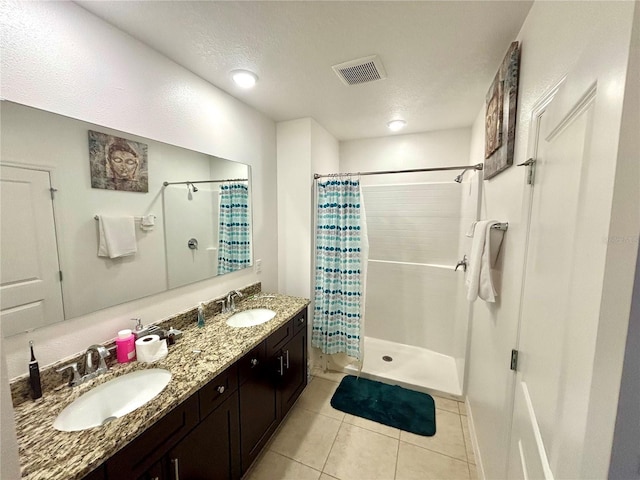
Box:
(454, 168, 472, 183)
(187, 182, 198, 193)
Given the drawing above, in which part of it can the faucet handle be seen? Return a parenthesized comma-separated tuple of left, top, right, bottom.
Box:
(86, 345, 110, 373)
(216, 299, 227, 313)
(57, 362, 81, 387)
(229, 290, 243, 311)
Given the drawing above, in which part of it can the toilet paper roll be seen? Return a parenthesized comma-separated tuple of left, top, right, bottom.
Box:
(135, 335, 168, 363)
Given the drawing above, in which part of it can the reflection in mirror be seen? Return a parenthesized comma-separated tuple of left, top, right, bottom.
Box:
(163, 163, 252, 289)
(0, 101, 253, 336)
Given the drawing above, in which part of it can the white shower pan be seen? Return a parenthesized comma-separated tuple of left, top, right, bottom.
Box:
(342, 337, 462, 399)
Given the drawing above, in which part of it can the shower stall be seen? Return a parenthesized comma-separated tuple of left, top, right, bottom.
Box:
(319, 164, 482, 399)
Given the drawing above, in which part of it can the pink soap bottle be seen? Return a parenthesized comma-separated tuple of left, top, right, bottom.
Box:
(116, 329, 136, 363)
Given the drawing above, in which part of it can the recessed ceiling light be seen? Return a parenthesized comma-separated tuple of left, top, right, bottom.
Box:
(231, 70, 258, 89)
(387, 120, 407, 132)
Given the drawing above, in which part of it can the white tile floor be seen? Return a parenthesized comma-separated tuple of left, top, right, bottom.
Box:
(243, 372, 478, 480)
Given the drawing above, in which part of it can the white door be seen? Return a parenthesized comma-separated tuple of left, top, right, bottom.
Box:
(507, 44, 631, 480)
(0, 165, 64, 336)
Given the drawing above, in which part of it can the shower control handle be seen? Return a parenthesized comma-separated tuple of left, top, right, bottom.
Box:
(455, 255, 468, 272)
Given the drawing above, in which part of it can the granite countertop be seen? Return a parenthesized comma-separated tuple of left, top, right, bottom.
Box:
(13, 293, 309, 480)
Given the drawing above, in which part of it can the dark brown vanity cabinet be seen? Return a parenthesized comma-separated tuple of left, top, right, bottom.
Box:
(166, 392, 240, 480)
(274, 310, 307, 419)
(85, 307, 308, 480)
(238, 341, 280, 472)
(103, 368, 239, 480)
(238, 308, 308, 472)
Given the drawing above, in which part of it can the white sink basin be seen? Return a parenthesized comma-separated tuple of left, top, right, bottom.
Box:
(226, 308, 276, 328)
(53, 369, 171, 432)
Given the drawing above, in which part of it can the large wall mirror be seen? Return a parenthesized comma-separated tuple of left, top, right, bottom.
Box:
(0, 101, 253, 336)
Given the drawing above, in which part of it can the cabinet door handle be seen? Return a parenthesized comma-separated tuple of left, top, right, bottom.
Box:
(171, 458, 180, 480)
(285, 350, 290, 369)
(299, 317, 305, 324)
(217, 385, 225, 394)
(279, 355, 284, 376)
(250, 358, 259, 368)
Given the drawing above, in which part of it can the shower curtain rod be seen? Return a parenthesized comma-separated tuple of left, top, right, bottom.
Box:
(313, 163, 483, 180)
(163, 178, 248, 186)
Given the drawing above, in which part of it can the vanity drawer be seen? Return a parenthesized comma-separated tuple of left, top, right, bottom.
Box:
(106, 394, 199, 479)
(293, 308, 307, 335)
(266, 320, 293, 357)
(199, 364, 238, 420)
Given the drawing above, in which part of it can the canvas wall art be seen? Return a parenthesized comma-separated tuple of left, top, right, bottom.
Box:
(484, 41, 520, 180)
(89, 130, 148, 192)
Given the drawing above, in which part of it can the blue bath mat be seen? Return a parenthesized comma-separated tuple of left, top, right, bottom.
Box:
(330, 375, 436, 436)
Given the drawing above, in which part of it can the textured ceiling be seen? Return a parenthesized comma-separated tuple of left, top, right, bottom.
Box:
(76, 1, 533, 141)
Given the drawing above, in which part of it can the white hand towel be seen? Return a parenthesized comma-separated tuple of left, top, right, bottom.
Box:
(98, 215, 137, 258)
(465, 220, 499, 302)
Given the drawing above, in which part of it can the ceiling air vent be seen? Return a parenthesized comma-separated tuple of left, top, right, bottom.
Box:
(332, 55, 387, 86)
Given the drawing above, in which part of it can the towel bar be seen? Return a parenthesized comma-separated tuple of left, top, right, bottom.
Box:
(94, 215, 154, 221)
(491, 222, 509, 231)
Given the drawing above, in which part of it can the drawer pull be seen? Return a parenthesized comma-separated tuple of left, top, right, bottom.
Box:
(216, 385, 225, 394)
(250, 358, 259, 368)
(171, 458, 180, 480)
(299, 317, 304, 324)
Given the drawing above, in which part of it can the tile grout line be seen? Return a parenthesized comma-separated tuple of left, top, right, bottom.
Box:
(319, 404, 346, 476)
(397, 438, 469, 465)
(457, 410, 473, 479)
(393, 429, 401, 480)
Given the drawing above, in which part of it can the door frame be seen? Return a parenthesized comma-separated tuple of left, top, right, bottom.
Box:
(505, 77, 565, 479)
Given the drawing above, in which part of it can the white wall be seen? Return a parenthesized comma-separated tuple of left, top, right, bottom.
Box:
(340, 129, 472, 184)
(340, 129, 472, 358)
(276, 118, 339, 299)
(277, 117, 338, 371)
(277, 119, 312, 298)
(606, 4, 640, 477)
(465, 2, 638, 478)
(453, 171, 482, 391)
(0, 1, 278, 470)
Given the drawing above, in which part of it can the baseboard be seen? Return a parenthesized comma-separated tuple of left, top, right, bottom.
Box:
(465, 395, 486, 480)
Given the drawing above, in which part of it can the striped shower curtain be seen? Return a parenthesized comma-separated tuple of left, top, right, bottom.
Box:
(312, 177, 368, 359)
(217, 182, 251, 275)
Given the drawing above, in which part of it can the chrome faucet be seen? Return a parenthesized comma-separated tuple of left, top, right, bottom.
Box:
(220, 290, 244, 313)
(57, 344, 110, 387)
(84, 344, 110, 375)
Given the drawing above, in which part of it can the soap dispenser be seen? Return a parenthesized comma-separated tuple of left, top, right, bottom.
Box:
(116, 329, 136, 363)
(197, 302, 206, 328)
